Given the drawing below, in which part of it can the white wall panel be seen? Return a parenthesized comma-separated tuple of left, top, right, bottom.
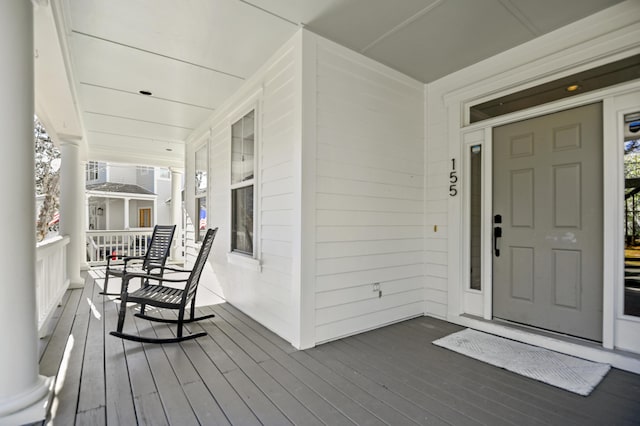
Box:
(317, 225, 424, 242)
(185, 35, 300, 345)
(315, 302, 424, 343)
(185, 29, 425, 348)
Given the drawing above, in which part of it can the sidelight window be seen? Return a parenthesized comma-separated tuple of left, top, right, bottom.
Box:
(469, 145, 482, 291)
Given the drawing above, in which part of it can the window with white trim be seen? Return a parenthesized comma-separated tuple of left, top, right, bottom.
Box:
(86, 161, 99, 182)
(158, 167, 171, 180)
(230, 110, 255, 255)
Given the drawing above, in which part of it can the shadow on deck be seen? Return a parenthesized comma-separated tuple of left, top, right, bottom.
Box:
(36, 273, 640, 425)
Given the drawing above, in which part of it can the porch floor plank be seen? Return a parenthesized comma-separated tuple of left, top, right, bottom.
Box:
(367, 320, 585, 425)
(328, 339, 475, 426)
(307, 342, 451, 426)
(148, 311, 229, 425)
(77, 279, 106, 420)
(396, 319, 622, 423)
(198, 307, 323, 426)
(338, 335, 505, 426)
(103, 291, 137, 425)
(209, 304, 382, 425)
(38, 273, 640, 425)
(38, 287, 80, 376)
(366, 321, 568, 425)
(120, 295, 169, 426)
(207, 305, 352, 426)
(48, 276, 96, 425)
(38, 289, 72, 361)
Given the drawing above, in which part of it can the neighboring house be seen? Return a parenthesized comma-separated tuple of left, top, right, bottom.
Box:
(85, 161, 172, 230)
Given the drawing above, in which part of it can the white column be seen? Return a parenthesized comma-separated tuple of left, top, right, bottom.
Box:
(170, 168, 184, 261)
(60, 140, 84, 288)
(0, 2, 53, 423)
(79, 161, 89, 270)
(153, 198, 158, 226)
(124, 198, 130, 229)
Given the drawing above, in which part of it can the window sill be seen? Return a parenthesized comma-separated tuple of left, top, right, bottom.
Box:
(227, 252, 261, 272)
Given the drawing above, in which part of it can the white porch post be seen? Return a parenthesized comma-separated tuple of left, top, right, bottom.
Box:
(124, 198, 130, 229)
(60, 140, 85, 287)
(85, 195, 91, 229)
(80, 160, 89, 270)
(170, 168, 184, 261)
(0, 2, 53, 423)
(153, 198, 158, 226)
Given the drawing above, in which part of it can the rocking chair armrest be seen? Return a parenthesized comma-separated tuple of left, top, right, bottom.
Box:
(106, 254, 144, 268)
(122, 255, 145, 265)
(162, 265, 193, 274)
(122, 272, 188, 286)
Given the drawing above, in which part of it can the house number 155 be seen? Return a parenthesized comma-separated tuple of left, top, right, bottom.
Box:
(449, 158, 458, 196)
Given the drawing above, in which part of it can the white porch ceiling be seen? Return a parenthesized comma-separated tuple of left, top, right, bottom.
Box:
(42, 0, 625, 168)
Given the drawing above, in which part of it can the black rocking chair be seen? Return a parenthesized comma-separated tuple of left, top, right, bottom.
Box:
(110, 228, 218, 344)
(101, 224, 176, 296)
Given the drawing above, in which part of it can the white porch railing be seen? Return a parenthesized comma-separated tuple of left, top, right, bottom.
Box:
(36, 235, 70, 337)
(86, 229, 154, 265)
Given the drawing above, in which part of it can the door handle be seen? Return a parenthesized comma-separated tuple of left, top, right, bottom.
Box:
(494, 226, 502, 257)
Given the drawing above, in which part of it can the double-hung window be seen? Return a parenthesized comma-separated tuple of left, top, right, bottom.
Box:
(86, 161, 99, 182)
(230, 110, 255, 256)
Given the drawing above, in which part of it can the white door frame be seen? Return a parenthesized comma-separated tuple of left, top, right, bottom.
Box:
(452, 80, 640, 360)
(605, 89, 640, 355)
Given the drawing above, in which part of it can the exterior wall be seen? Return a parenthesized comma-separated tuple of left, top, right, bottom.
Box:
(106, 163, 136, 184)
(185, 34, 301, 344)
(185, 30, 424, 348)
(136, 166, 155, 193)
(130, 199, 154, 227)
(423, 83, 450, 319)
(107, 199, 124, 229)
(425, 2, 640, 354)
(306, 35, 425, 343)
(155, 175, 172, 225)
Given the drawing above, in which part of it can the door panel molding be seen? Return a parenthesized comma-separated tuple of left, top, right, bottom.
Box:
(492, 103, 603, 341)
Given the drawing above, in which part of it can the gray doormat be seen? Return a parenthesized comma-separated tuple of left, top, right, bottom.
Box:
(433, 329, 610, 396)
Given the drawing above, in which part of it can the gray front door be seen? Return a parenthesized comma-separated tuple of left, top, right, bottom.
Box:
(492, 103, 603, 341)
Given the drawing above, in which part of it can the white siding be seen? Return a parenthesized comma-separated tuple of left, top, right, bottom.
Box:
(107, 199, 124, 229)
(310, 37, 425, 343)
(424, 84, 449, 319)
(155, 177, 172, 225)
(106, 163, 136, 184)
(185, 36, 300, 344)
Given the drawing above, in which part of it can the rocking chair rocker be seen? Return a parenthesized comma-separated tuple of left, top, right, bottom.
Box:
(101, 224, 176, 296)
(110, 228, 218, 344)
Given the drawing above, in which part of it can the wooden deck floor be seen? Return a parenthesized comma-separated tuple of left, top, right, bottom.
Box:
(37, 272, 640, 425)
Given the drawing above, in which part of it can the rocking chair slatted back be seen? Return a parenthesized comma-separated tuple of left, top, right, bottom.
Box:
(142, 225, 176, 268)
(101, 224, 176, 296)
